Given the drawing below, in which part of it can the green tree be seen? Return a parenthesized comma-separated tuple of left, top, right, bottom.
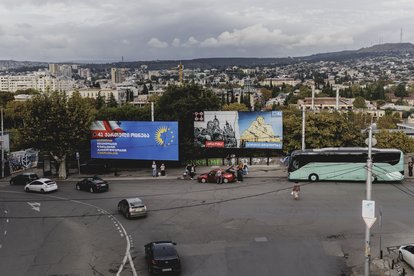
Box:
(260, 88, 272, 102)
(222, 102, 249, 111)
(375, 130, 414, 153)
(95, 92, 106, 110)
(353, 96, 367, 108)
(395, 83, 408, 98)
(22, 91, 96, 179)
(107, 93, 118, 108)
(376, 113, 401, 129)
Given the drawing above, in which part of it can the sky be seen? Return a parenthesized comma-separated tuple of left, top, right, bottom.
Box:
(0, 0, 413, 62)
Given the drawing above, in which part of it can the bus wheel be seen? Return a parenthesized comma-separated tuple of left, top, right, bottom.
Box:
(308, 174, 319, 182)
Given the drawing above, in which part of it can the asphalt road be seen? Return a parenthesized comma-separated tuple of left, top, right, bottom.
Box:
(1, 176, 414, 276)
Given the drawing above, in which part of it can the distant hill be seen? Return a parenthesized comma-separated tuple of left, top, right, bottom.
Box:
(1, 43, 413, 71)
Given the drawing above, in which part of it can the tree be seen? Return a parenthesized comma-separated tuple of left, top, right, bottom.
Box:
(376, 113, 401, 129)
(395, 83, 408, 98)
(142, 84, 149, 95)
(353, 96, 367, 108)
(95, 92, 106, 109)
(375, 130, 414, 153)
(107, 92, 118, 108)
(22, 91, 96, 179)
(222, 103, 249, 111)
(260, 88, 272, 102)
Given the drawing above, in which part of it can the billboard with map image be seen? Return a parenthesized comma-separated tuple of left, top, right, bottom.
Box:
(91, 120, 179, 160)
(194, 111, 282, 149)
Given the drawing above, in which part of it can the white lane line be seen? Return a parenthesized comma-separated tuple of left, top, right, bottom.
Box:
(0, 244, 2, 249)
(4, 230, 7, 235)
(6, 219, 8, 223)
(4, 210, 7, 214)
(0, 192, 138, 276)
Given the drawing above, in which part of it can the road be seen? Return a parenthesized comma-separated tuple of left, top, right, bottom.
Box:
(0, 176, 414, 276)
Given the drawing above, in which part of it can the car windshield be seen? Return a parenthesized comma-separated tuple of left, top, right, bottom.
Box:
(91, 176, 103, 181)
(154, 244, 177, 258)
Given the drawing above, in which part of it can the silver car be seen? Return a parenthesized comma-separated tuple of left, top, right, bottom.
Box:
(118, 198, 147, 219)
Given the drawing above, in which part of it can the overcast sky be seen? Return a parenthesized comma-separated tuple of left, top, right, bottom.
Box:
(0, 0, 412, 62)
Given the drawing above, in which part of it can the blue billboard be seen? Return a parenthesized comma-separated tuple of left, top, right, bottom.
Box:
(91, 121, 179, 160)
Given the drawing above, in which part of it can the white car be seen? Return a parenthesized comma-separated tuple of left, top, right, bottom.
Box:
(399, 244, 414, 268)
(24, 178, 58, 193)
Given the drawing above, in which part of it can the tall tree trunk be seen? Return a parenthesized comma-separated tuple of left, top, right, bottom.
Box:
(51, 153, 67, 179)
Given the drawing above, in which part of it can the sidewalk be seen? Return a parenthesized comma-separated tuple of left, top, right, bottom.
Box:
(1, 164, 288, 183)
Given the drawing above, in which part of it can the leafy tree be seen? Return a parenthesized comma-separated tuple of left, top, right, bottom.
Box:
(107, 93, 118, 108)
(95, 92, 106, 110)
(260, 88, 272, 102)
(155, 84, 220, 160)
(142, 84, 149, 95)
(96, 104, 151, 121)
(14, 88, 40, 95)
(22, 91, 96, 179)
(376, 113, 401, 129)
(0, 92, 15, 106)
(222, 103, 249, 111)
(353, 96, 367, 108)
(395, 83, 408, 98)
(375, 130, 414, 153)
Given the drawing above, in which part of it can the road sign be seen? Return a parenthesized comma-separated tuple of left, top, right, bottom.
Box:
(363, 217, 377, 229)
(362, 200, 375, 218)
(76, 152, 80, 160)
(365, 137, 377, 146)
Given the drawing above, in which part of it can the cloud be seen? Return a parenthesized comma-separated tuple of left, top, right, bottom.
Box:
(147, 38, 168, 48)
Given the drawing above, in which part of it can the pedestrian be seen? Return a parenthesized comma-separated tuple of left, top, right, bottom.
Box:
(160, 163, 166, 176)
(243, 162, 249, 175)
(292, 183, 300, 200)
(237, 161, 244, 182)
(152, 161, 157, 177)
(409, 161, 413, 177)
(190, 164, 196, 180)
(216, 169, 223, 184)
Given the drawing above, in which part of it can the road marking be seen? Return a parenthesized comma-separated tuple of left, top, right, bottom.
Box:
(254, 237, 268, 242)
(4, 230, 7, 235)
(6, 219, 8, 223)
(27, 202, 41, 212)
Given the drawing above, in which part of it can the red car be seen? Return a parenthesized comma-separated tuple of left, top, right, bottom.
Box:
(197, 168, 236, 183)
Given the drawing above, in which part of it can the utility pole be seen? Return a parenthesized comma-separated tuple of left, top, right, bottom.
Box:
(1, 108, 3, 178)
(335, 87, 339, 111)
(364, 125, 373, 276)
(302, 105, 305, 150)
(311, 85, 315, 111)
(151, 102, 154, 122)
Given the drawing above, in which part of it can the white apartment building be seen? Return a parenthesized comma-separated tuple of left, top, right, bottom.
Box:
(0, 73, 75, 93)
(71, 88, 125, 103)
(260, 78, 300, 87)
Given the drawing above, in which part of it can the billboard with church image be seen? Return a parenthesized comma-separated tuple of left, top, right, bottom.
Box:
(194, 111, 283, 149)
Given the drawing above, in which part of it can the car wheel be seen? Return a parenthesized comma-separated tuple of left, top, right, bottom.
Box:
(399, 251, 404, 261)
(308, 173, 319, 182)
(148, 264, 153, 275)
(40, 189, 45, 193)
(25, 187, 30, 192)
(117, 205, 121, 213)
(223, 178, 229, 183)
(76, 184, 80, 191)
(89, 187, 94, 193)
(201, 178, 206, 183)
(126, 212, 131, 219)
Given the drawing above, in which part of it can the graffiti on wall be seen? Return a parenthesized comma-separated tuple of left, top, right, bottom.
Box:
(9, 148, 39, 174)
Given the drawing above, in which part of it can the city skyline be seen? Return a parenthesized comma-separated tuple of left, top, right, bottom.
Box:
(0, 0, 413, 62)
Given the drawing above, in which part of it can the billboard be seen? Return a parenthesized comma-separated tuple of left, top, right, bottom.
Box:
(91, 121, 179, 160)
(194, 111, 282, 149)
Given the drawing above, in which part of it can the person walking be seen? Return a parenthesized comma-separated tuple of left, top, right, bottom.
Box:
(160, 163, 166, 176)
(190, 164, 196, 180)
(152, 161, 157, 177)
(237, 161, 244, 182)
(409, 161, 413, 177)
(292, 183, 300, 200)
(216, 169, 223, 184)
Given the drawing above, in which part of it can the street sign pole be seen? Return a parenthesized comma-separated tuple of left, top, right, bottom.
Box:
(76, 152, 80, 175)
(364, 125, 373, 276)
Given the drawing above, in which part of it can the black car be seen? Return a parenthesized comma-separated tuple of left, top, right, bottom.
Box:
(79, 160, 110, 174)
(76, 176, 109, 193)
(9, 173, 39, 185)
(145, 241, 181, 275)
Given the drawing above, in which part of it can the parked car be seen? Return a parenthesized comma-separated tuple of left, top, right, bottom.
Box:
(76, 176, 109, 193)
(197, 168, 236, 183)
(145, 241, 181, 275)
(79, 160, 110, 174)
(24, 178, 58, 193)
(117, 198, 147, 219)
(399, 244, 414, 268)
(9, 172, 39, 185)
